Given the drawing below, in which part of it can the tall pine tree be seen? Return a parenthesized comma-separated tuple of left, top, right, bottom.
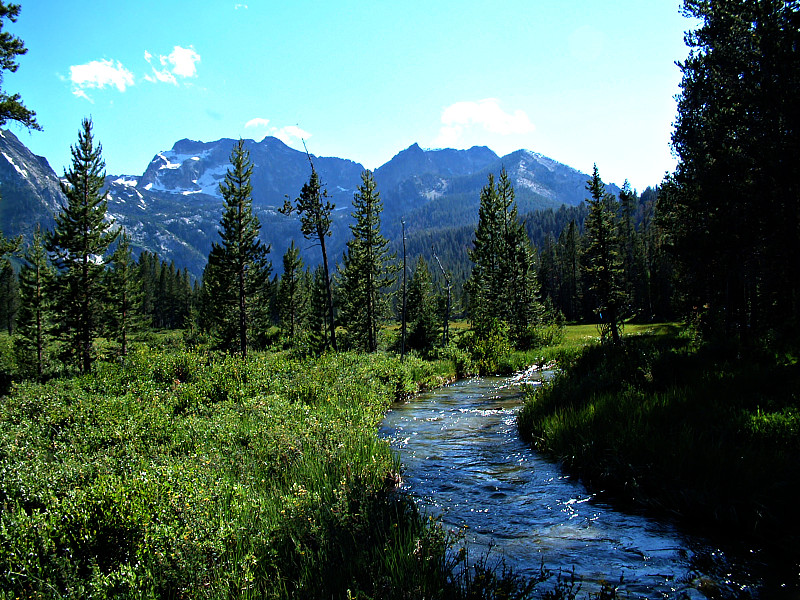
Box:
(583, 165, 625, 344)
(282, 155, 337, 350)
(338, 170, 395, 352)
(205, 139, 270, 357)
(278, 241, 306, 342)
(48, 118, 116, 373)
(16, 228, 53, 379)
(105, 231, 142, 358)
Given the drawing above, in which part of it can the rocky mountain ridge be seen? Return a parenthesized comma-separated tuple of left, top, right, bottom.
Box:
(0, 129, 606, 275)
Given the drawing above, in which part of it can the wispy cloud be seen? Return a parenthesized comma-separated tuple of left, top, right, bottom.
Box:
(235, 3, 248, 9)
(144, 45, 201, 84)
(69, 59, 135, 101)
(433, 98, 535, 147)
(244, 119, 311, 145)
(273, 125, 311, 144)
(245, 117, 270, 129)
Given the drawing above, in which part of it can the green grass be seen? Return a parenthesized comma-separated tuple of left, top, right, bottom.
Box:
(0, 348, 468, 599)
(518, 327, 800, 550)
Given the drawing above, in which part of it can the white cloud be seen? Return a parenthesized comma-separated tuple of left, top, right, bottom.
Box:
(235, 3, 248, 9)
(272, 125, 311, 144)
(245, 117, 270, 129)
(69, 59, 135, 100)
(144, 46, 200, 85)
(442, 98, 534, 135)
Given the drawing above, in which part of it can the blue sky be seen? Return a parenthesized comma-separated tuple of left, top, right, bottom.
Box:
(5, 1, 694, 191)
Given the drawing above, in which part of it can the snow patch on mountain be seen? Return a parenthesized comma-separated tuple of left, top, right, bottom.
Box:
(2, 151, 28, 179)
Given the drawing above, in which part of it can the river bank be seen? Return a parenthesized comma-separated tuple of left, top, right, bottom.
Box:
(518, 330, 800, 594)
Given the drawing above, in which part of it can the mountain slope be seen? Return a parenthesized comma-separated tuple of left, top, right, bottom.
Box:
(1, 131, 613, 276)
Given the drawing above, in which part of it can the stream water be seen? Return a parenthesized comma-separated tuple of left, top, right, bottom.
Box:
(378, 369, 773, 599)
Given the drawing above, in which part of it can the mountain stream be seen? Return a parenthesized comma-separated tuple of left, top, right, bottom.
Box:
(379, 368, 778, 599)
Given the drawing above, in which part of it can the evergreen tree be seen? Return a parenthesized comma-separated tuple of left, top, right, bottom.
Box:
(467, 170, 543, 345)
(277, 241, 306, 341)
(663, 0, 800, 341)
(0, 257, 18, 334)
(0, 2, 39, 130)
(497, 170, 542, 345)
(205, 140, 270, 356)
(467, 173, 502, 335)
(16, 228, 53, 379)
(105, 231, 142, 357)
(47, 118, 116, 373)
(582, 165, 625, 344)
(282, 158, 337, 350)
(406, 256, 438, 353)
(556, 220, 582, 321)
(338, 170, 395, 352)
(305, 265, 329, 353)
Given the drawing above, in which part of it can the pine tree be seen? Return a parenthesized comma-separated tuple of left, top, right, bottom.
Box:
(664, 0, 800, 342)
(557, 220, 582, 321)
(282, 158, 337, 350)
(47, 118, 116, 373)
(278, 241, 306, 342)
(0, 2, 39, 130)
(583, 165, 625, 344)
(467, 170, 543, 345)
(338, 170, 395, 352)
(0, 257, 18, 334)
(16, 228, 53, 379)
(406, 256, 438, 353)
(105, 231, 142, 357)
(206, 139, 271, 357)
(467, 173, 502, 335)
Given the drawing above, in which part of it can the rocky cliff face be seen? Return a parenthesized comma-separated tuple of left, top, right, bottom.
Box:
(0, 129, 65, 237)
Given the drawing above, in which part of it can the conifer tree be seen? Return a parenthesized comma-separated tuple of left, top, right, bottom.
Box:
(105, 231, 142, 357)
(556, 220, 582, 321)
(406, 256, 439, 353)
(16, 228, 53, 379)
(0, 257, 18, 334)
(467, 170, 543, 345)
(338, 170, 395, 352)
(278, 241, 306, 341)
(47, 118, 116, 373)
(0, 2, 39, 130)
(583, 165, 625, 344)
(206, 139, 270, 357)
(664, 0, 800, 341)
(282, 157, 337, 350)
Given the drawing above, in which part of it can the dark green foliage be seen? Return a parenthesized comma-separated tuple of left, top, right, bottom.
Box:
(203, 140, 271, 356)
(406, 257, 439, 354)
(15, 228, 54, 379)
(662, 0, 800, 344)
(282, 161, 338, 350)
(467, 170, 544, 350)
(277, 241, 307, 342)
(0, 257, 17, 334)
(338, 170, 396, 352)
(138, 251, 194, 330)
(47, 118, 116, 373)
(104, 231, 143, 357)
(582, 165, 625, 344)
(0, 2, 39, 131)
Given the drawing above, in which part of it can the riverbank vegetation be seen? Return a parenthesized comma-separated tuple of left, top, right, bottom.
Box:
(519, 326, 800, 553)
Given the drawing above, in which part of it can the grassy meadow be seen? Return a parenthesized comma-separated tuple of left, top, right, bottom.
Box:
(0, 346, 473, 599)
